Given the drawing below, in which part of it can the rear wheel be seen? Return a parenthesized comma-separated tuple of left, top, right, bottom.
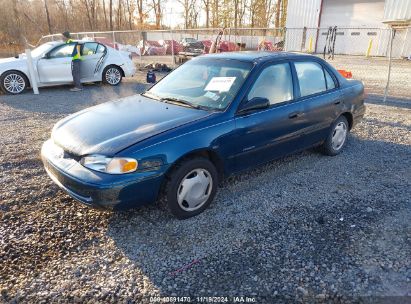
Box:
(102, 65, 122, 86)
(0, 71, 28, 94)
(320, 115, 349, 156)
(164, 158, 218, 219)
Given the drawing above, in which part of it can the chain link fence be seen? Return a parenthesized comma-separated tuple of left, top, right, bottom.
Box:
(36, 26, 411, 100)
(284, 27, 411, 100)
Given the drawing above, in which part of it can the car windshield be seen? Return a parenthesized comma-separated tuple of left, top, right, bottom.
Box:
(31, 43, 56, 57)
(146, 58, 253, 110)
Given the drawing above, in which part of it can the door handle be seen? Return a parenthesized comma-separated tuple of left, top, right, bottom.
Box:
(334, 100, 341, 105)
(288, 112, 302, 119)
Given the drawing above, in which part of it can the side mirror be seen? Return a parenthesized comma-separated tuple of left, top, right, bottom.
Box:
(238, 97, 270, 114)
(42, 53, 50, 59)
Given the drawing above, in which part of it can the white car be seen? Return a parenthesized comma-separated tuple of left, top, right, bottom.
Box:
(0, 40, 136, 94)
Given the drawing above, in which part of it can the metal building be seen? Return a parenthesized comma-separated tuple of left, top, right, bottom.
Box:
(284, 0, 411, 57)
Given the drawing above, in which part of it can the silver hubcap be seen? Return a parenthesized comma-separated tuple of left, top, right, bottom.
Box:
(106, 68, 121, 85)
(177, 168, 213, 212)
(332, 121, 347, 150)
(4, 74, 25, 93)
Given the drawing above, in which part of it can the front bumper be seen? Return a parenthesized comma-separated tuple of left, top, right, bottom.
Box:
(41, 139, 164, 210)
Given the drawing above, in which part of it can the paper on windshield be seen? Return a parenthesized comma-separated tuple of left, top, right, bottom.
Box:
(205, 77, 236, 92)
(204, 91, 219, 101)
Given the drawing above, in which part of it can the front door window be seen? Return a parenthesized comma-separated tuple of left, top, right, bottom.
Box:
(247, 63, 293, 105)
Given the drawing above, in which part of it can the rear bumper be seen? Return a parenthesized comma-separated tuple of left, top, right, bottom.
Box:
(122, 62, 136, 77)
(41, 139, 164, 210)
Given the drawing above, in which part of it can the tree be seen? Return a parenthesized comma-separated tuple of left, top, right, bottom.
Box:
(0, 0, 290, 49)
(125, 0, 135, 30)
(236, 0, 247, 27)
(43, 0, 53, 34)
(211, 0, 218, 27)
(248, 0, 276, 28)
(233, 0, 239, 29)
(102, 0, 108, 29)
(82, 0, 97, 30)
(202, 0, 210, 28)
(136, 0, 146, 25)
(117, 0, 122, 29)
(265, 0, 276, 28)
(12, 0, 23, 43)
(109, 0, 113, 30)
(178, 0, 199, 29)
(151, 0, 162, 29)
(55, 0, 70, 30)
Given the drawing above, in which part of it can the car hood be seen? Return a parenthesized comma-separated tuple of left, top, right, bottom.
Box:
(52, 94, 211, 156)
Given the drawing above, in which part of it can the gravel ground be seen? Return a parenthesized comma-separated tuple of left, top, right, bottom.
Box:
(0, 74, 410, 303)
(324, 56, 411, 99)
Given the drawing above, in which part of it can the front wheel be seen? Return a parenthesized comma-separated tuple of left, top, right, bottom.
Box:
(164, 158, 218, 219)
(102, 66, 122, 86)
(320, 115, 349, 156)
(0, 71, 28, 94)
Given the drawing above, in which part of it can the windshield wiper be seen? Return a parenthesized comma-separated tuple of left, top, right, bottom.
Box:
(160, 97, 201, 109)
(141, 91, 161, 100)
(143, 93, 214, 111)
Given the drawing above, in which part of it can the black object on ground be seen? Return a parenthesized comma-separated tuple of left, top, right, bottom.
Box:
(146, 70, 156, 83)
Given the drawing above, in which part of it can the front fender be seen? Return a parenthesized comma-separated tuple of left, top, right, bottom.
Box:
(117, 117, 237, 175)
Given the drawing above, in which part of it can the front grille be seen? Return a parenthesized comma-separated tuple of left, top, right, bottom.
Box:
(63, 150, 81, 162)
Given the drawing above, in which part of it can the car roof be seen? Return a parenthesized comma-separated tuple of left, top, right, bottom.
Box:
(46, 40, 99, 46)
(45, 41, 64, 46)
(198, 51, 315, 63)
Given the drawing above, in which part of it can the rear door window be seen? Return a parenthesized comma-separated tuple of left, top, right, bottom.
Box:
(324, 69, 336, 90)
(96, 44, 106, 54)
(82, 42, 98, 56)
(295, 62, 327, 97)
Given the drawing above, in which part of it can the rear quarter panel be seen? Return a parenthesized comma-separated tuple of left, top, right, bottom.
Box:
(322, 59, 365, 127)
(104, 48, 135, 77)
(340, 79, 365, 128)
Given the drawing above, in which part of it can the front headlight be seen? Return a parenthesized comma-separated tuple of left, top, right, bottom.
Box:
(80, 154, 138, 174)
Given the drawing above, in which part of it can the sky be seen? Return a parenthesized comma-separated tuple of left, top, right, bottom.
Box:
(164, 0, 185, 28)
(147, 0, 200, 28)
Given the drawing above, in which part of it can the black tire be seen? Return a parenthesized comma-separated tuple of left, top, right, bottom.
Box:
(164, 158, 218, 219)
(320, 115, 349, 156)
(102, 65, 123, 86)
(0, 71, 28, 94)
